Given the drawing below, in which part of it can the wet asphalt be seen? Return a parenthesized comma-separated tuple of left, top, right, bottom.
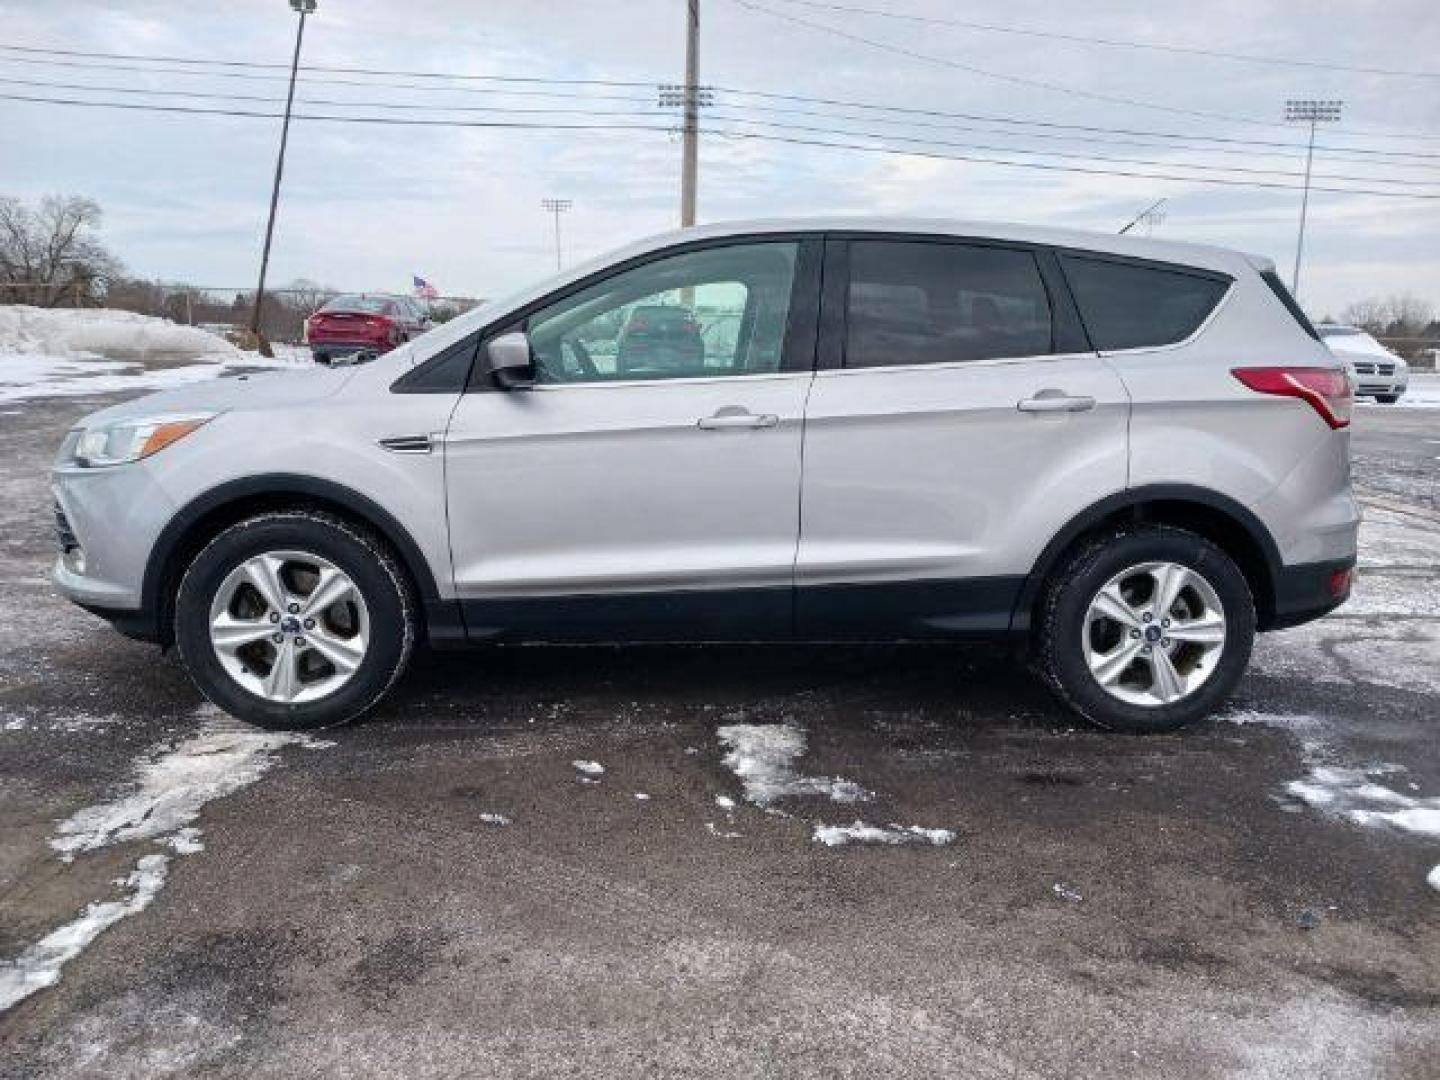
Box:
(1, 390, 1437, 1078)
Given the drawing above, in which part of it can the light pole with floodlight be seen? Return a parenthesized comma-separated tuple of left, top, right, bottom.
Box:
(1284, 98, 1342, 302)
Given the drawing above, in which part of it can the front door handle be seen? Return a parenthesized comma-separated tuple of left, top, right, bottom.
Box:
(697, 408, 779, 430)
(1017, 390, 1096, 413)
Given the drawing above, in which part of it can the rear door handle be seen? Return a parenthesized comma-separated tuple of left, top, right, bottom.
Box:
(697, 408, 779, 430)
(1017, 391, 1096, 413)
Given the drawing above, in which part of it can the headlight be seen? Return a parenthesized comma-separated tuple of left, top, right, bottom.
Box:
(63, 413, 216, 468)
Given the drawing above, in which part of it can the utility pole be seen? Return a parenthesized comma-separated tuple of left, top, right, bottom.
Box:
(1285, 98, 1342, 301)
(540, 198, 572, 270)
(250, 0, 316, 357)
(659, 6, 712, 227)
(681, 0, 700, 227)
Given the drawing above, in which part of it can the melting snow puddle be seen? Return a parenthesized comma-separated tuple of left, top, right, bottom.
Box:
(0, 707, 329, 1012)
(0, 855, 170, 1012)
(1233, 711, 1440, 895)
(812, 822, 955, 848)
(572, 759, 604, 782)
(716, 723, 871, 807)
(715, 723, 953, 850)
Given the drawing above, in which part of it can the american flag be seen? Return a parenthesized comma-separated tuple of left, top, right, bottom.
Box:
(412, 274, 438, 299)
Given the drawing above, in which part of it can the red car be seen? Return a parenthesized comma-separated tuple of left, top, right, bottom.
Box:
(304, 295, 425, 364)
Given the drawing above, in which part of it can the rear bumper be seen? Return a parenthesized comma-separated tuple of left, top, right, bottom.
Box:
(1267, 556, 1357, 630)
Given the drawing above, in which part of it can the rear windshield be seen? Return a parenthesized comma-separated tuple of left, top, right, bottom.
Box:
(1260, 271, 1321, 341)
(322, 295, 390, 314)
(1059, 254, 1230, 351)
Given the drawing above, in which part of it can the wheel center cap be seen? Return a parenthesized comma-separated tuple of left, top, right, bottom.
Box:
(280, 615, 302, 635)
(1144, 624, 1163, 644)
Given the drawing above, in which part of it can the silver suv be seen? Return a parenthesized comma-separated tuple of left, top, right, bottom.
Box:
(51, 219, 1358, 733)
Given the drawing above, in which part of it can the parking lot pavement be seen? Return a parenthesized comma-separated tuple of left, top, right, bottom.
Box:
(1, 391, 1437, 1079)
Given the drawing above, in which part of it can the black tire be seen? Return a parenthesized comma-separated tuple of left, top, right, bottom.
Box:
(174, 511, 416, 730)
(1376, 394, 1400, 404)
(1035, 525, 1256, 734)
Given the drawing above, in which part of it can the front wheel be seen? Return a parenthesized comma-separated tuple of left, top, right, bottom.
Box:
(1035, 526, 1255, 733)
(1376, 393, 1401, 404)
(174, 511, 417, 730)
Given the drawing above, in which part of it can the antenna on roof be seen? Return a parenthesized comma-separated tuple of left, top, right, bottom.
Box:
(1119, 197, 1168, 236)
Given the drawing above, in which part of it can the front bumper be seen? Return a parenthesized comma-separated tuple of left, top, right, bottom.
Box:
(50, 462, 177, 617)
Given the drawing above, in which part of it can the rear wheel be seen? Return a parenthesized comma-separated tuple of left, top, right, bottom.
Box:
(174, 511, 416, 730)
(1035, 526, 1255, 733)
(1376, 393, 1400, 404)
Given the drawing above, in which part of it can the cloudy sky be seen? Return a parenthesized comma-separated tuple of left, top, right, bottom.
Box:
(2, 0, 1437, 317)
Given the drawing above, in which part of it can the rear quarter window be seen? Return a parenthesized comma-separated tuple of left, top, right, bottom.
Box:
(1059, 254, 1230, 351)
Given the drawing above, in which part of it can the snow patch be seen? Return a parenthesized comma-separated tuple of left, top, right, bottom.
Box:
(571, 759, 604, 777)
(162, 827, 205, 855)
(714, 795, 736, 810)
(1286, 766, 1440, 840)
(1429, 865, 1440, 894)
(50, 713, 331, 861)
(478, 813, 512, 827)
(0, 854, 169, 1012)
(1052, 882, 1083, 902)
(716, 723, 870, 807)
(633, 792, 651, 801)
(705, 822, 743, 839)
(812, 821, 955, 847)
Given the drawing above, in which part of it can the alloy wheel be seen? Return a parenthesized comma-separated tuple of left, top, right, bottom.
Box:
(207, 549, 370, 704)
(1081, 561, 1227, 708)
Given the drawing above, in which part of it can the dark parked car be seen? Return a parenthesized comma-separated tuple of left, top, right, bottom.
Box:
(616, 304, 704, 376)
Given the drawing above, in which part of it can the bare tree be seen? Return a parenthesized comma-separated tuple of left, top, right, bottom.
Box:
(1339, 297, 1387, 332)
(282, 277, 336, 317)
(1383, 293, 1434, 335)
(0, 194, 123, 306)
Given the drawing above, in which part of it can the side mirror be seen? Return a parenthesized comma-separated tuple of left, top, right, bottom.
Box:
(485, 331, 535, 389)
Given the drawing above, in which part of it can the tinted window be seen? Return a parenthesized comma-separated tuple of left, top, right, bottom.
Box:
(844, 241, 1052, 368)
(525, 242, 798, 383)
(1260, 270, 1320, 341)
(1060, 255, 1229, 351)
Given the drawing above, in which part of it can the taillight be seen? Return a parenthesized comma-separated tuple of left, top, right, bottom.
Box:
(1231, 367, 1352, 429)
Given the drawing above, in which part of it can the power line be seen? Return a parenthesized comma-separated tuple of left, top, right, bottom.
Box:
(5, 43, 1440, 154)
(762, 0, 1440, 80)
(725, 0, 1440, 141)
(4, 90, 1438, 200)
(2, 74, 1434, 187)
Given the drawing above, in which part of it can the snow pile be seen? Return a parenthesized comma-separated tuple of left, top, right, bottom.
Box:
(812, 821, 955, 847)
(0, 305, 240, 366)
(0, 855, 169, 1012)
(51, 715, 331, 861)
(716, 723, 870, 807)
(0, 708, 329, 1013)
(0, 305, 312, 402)
(1286, 766, 1440, 839)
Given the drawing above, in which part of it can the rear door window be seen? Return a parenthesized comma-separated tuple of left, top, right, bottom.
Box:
(1059, 254, 1230, 351)
(843, 240, 1053, 368)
